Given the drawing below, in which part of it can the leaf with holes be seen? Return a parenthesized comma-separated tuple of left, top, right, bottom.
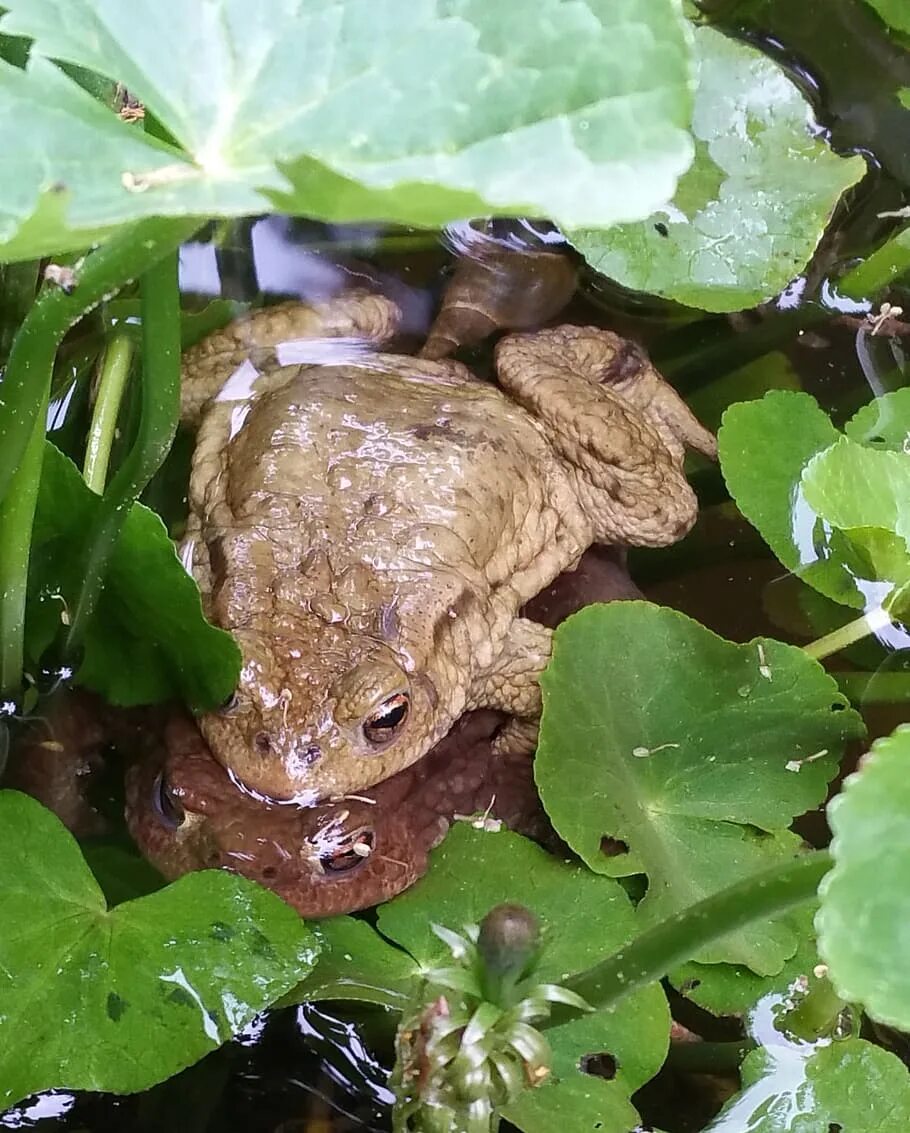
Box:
(570, 25, 865, 312)
(0, 0, 695, 260)
(377, 824, 670, 1133)
(535, 602, 864, 974)
(0, 791, 318, 1108)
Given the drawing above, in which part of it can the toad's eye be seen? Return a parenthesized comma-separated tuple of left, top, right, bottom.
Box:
(320, 828, 375, 874)
(362, 692, 409, 746)
(152, 772, 185, 830)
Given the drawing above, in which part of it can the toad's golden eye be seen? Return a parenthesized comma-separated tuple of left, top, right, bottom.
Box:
(362, 692, 410, 746)
(321, 829, 375, 873)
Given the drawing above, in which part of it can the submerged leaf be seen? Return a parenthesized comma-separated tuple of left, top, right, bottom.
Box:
(377, 824, 669, 1133)
(29, 443, 240, 711)
(819, 725, 910, 1029)
(570, 25, 865, 311)
(535, 602, 864, 973)
(0, 0, 695, 259)
(0, 791, 318, 1108)
(708, 1038, 910, 1131)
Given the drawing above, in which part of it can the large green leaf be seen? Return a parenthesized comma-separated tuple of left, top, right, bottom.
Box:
(535, 602, 864, 974)
(708, 1038, 910, 1131)
(818, 725, 910, 1028)
(377, 824, 670, 1133)
(0, 0, 695, 260)
(570, 25, 866, 312)
(28, 443, 240, 711)
(863, 0, 910, 34)
(0, 791, 318, 1108)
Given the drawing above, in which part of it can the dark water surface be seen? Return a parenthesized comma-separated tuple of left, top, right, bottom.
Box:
(6, 0, 910, 1128)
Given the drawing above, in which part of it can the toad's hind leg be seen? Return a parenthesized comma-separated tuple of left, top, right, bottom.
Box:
(181, 291, 401, 424)
(495, 325, 716, 548)
(473, 617, 552, 757)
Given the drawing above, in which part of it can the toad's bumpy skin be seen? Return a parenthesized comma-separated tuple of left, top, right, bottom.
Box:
(181, 294, 714, 801)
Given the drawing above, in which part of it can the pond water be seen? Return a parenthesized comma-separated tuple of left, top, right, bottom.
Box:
(3, 0, 910, 1128)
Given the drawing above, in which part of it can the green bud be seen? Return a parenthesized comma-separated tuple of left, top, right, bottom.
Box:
(477, 904, 541, 1004)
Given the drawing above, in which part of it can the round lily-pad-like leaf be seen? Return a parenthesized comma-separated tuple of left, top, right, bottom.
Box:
(845, 387, 910, 451)
(718, 390, 861, 608)
(709, 1037, 910, 1131)
(818, 725, 910, 1028)
(535, 602, 864, 974)
(0, 790, 319, 1109)
(570, 25, 866, 312)
(378, 824, 670, 1133)
(0, 0, 695, 261)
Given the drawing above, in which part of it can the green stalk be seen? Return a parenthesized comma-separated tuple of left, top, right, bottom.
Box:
(547, 850, 831, 1025)
(64, 248, 184, 655)
(0, 216, 200, 506)
(83, 334, 134, 493)
(803, 607, 893, 661)
(0, 406, 46, 695)
(838, 226, 910, 301)
(0, 217, 199, 695)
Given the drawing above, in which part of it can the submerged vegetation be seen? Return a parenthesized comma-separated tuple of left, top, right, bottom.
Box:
(3, 0, 910, 1129)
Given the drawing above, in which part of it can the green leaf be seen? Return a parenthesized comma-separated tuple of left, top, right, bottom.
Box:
(718, 390, 862, 607)
(845, 387, 910, 451)
(673, 906, 819, 1016)
(802, 436, 910, 611)
(0, 790, 319, 1108)
(863, 0, 910, 34)
(803, 435, 910, 544)
(0, 0, 695, 260)
(377, 824, 670, 1133)
(288, 916, 417, 1008)
(708, 1038, 910, 1131)
(29, 443, 240, 711)
(570, 25, 865, 312)
(818, 725, 910, 1028)
(535, 602, 864, 974)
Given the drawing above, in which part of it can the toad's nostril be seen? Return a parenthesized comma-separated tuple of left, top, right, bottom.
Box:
(303, 743, 322, 766)
(253, 731, 272, 755)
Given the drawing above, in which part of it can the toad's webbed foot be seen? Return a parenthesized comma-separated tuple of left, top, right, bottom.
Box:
(495, 325, 716, 548)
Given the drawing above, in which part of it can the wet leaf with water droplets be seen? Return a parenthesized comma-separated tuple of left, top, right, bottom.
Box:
(377, 825, 669, 1133)
(570, 25, 865, 311)
(0, 0, 695, 260)
(535, 602, 863, 974)
(0, 790, 318, 1108)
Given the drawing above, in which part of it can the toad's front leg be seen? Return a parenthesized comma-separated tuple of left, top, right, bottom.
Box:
(472, 617, 552, 756)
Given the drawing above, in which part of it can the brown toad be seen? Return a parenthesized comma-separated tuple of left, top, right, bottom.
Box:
(180, 288, 714, 802)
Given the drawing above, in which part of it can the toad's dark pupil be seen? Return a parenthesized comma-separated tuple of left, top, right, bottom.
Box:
(153, 773, 185, 830)
(363, 693, 409, 743)
(322, 829, 375, 873)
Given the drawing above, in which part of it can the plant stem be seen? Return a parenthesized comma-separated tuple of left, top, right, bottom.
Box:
(803, 606, 894, 660)
(64, 248, 184, 655)
(0, 217, 199, 695)
(0, 406, 46, 695)
(782, 976, 847, 1042)
(547, 850, 831, 1026)
(0, 215, 200, 508)
(83, 335, 134, 493)
(837, 226, 910, 301)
